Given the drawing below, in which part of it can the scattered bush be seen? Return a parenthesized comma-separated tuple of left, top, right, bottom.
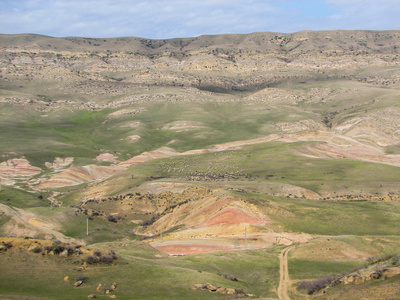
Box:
(107, 215, 117, 223)
(365, 253, 400, 267)
(141, 215, 159, 226)
(66, 246, 74, 255)
(84, 252, 117, 265)
(109, 250, 118, 260)
(84, 255, 99, 264)
(50, 241, 64, 254)
(44, 245, 53, 252)
(1, 241, 12, 250)
(99, 255, 113, 263)
(53, 245, 64, 255)
(298, 276, 335, 295)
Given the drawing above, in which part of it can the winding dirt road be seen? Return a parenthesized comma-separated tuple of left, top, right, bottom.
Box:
(278, 245, 295, 300)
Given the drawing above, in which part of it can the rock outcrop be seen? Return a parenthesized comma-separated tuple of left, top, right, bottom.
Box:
(35, 165, 123, 189)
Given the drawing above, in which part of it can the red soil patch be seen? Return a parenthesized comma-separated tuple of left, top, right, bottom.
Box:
(185, 197, 235, 224)
(199, 207, 264, 227)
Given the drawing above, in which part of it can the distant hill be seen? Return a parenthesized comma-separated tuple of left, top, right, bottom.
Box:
(2, 30, 400, 54)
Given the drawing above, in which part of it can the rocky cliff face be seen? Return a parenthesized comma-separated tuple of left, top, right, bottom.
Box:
(1, 31, 400, 93)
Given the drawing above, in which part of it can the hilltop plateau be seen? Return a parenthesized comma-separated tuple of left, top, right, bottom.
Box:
(1, 30, 400, 299)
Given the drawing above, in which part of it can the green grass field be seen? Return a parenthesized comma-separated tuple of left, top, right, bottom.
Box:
(0, 241, 280, 299)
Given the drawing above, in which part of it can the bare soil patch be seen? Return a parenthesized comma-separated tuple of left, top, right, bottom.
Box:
(199, 207, 264, 227)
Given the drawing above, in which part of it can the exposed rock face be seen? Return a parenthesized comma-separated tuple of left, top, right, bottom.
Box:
(0, 158, 41, 177)
(74, 280, 83, 287)
(2, 31, 400, 99)
(194, 283, 248, 296)
(35, 165, 123, 189)
(44, 157, 74, 170)
(342, 266, 400, 285)
(95, 153, 119, 163)
(117, 146, 179, 167)
(198, 207, 264, 228)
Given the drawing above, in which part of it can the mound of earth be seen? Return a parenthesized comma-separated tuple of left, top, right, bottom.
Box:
(294, 132, 400, 167)
(0, 158, 41, 178)
(126, 135, 141, 142)
(0, 203, 84, 244)
(143, 195, 269, 235)
(44, 157, 74, 170)
(162, 121, 206, 132)
(198, 207, 264, 228)
(141, 193, 276, 255)
(117, 146, 180, 167)
(35, 165, 123, 189)
(95, 153, 119, 163)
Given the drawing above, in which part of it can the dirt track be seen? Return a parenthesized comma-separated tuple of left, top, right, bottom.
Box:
(278, 245, 295, 300)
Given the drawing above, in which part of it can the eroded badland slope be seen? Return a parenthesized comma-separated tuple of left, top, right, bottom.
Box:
(1, 31, 400, 299)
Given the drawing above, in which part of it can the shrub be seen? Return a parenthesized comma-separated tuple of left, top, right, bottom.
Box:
(53, 245, 64, 255)
(107, 215, 117, 223)
(109, 250, 117, 260)
(298, 276, 334, 294)
(1, 241, 12, 250)
(84, 255, 99, 264)
(99, 255, 113, 263)
(141, 215, 158, 226)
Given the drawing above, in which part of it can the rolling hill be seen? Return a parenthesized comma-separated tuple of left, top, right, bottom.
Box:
(1, 30, 400, 299)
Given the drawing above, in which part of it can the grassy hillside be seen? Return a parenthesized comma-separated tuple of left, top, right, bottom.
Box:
(2, 30, 400, 299)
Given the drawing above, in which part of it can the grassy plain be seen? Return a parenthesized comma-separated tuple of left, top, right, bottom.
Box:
(0, 240, 280, 299)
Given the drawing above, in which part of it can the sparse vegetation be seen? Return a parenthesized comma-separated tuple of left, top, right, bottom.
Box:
(2, 30, 400, 299)
(298, 276, 338, 294)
